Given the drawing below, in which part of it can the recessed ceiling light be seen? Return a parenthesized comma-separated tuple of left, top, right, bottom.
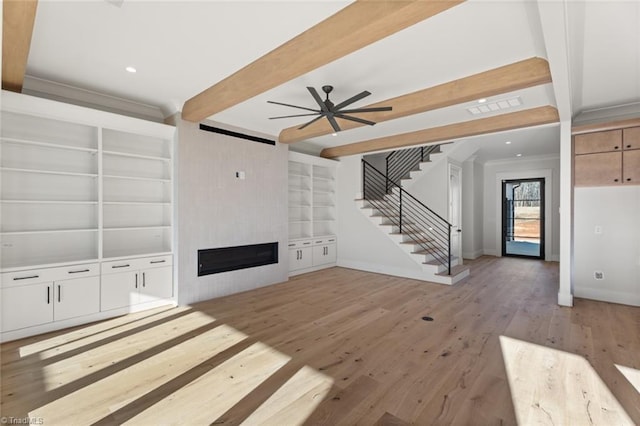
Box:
(516, 153, 522, 157)
(125, 66, 137, 73)
(478, 98, 487, 103)
(331, 133, 337, 137)
(505, 141, 512, 145)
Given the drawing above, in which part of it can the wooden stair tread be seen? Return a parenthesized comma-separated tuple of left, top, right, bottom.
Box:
(435, 264, 470, 277)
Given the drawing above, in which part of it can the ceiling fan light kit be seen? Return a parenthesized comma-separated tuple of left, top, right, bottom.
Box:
(268, 85, 392, 133)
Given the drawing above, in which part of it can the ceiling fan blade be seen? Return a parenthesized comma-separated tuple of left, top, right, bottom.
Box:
(267, 100, 319, 113)
(333, 90, 371, 111)
(298, 115, 326, 130)
(327, 115, 341, 132)
(307, 87, 329, 112)
(335, 113, 376, 126)
(269, 113, 321, 119)
(339, 106, 392, 114)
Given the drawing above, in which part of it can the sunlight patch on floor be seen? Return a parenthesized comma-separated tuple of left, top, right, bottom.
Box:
(18, 305, 188, 358)
(240, 365, 334, 426)
(124, 341, 290, 425)
(41, 310, 216, 391)
(499, 335, 633, 425)
(616, 364, 640, 395)
(30, 323, 247, 424)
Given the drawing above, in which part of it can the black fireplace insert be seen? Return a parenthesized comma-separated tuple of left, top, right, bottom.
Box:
(198, 242, 278, 276)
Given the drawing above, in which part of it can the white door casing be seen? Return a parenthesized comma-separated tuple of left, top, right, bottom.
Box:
(449, 162, 462, 265)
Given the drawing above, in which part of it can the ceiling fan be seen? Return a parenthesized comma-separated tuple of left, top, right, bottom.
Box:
(267, 85, 392, 133)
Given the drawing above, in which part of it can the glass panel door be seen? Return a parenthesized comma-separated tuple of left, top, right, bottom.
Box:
(502, 178, 545, 259)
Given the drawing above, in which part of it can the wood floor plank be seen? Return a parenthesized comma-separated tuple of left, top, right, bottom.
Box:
(1, 256, 639, 425)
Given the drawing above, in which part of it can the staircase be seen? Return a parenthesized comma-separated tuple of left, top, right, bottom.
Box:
(358, 154, 469, 285)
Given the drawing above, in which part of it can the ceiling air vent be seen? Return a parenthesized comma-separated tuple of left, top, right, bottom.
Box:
(467, 97, 522, 115)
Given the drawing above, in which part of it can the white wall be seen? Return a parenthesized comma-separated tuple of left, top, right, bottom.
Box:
(462, 158, 485, 259)
(175, 119, 288, 305)
(336, 156, 426, 279)
(573, 186, 640, 306)
(482, 155, 560, 261)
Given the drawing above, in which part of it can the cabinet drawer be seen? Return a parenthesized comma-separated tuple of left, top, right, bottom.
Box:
(574, 130, 622, 154)
(101, 259, 138, 275)
(623, 127, 640, 150)
(1, 263, 99, 288)
(138, 255, 173, 269)
(288, 239, 313, 249)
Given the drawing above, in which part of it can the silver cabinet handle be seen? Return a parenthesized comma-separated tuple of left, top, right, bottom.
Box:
(14, 275, 39, 281)
(112, 264, 130, 269)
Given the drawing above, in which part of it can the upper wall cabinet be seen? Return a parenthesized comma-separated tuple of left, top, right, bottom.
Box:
(573, 124, 640, 187)
(0, 90, 175, 271)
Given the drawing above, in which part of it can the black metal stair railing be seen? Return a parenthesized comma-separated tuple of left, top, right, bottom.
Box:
(363, 159, 452, 275)
(385, 144, 442, 193)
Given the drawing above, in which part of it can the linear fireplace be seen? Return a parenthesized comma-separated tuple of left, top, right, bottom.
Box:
(198, 242, 278, 276)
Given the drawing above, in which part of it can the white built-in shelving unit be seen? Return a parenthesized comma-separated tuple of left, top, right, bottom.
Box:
(288, 152, 338, 276)
(0, 90, 176, 342)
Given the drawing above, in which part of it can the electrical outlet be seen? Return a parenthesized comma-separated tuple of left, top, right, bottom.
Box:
(594, 225, 602, 234)
(594, 271, 604, 280)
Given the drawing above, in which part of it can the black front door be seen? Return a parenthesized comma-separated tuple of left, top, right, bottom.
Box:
(502, 178, 545, 259)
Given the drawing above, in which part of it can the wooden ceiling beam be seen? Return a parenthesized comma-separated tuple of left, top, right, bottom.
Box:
(181, 0, 465, 122)
(280, 57, 552, 144)
(2, 0, 38, 92)
(320, 106, 560, 158)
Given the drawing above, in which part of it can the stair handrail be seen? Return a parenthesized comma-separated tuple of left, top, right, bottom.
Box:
(362, 159, 452, 275)
(385, 144, 442, 193)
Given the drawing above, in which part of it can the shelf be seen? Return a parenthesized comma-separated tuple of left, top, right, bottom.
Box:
(312, 189, 335, 194)
(0, 167, 98, 178)
(102, 150, 170, 162)
(289, 220, 311, 224)
(288, 187, 310, 192)
(104, 226, 171, 231)
(288, 172, 311, 178)
(312, 220, 335, 223)
(0, 200, 98, 205)
(289, 204, 311, 208)
(0, 137, 98, 153)
(313, 204, 335, 208)
(101, 251, 172, 262)
(1, 228, 98, 236)
(103, 174, 171, 183)
(313, 176, 334, 182)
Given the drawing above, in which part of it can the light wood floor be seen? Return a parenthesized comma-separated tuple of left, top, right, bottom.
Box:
(1, 256, 639, 425)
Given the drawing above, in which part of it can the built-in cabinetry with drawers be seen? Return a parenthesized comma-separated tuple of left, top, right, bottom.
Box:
(0, 90, 176, 342)
(288, 152, 338, 276)
(574, 126, 640, 186)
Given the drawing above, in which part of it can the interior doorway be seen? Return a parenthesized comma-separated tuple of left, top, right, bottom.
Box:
(501, 178, 545, 259)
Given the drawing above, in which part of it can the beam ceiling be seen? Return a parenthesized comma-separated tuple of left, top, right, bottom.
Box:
(280, 57, 552, 144)
(320, 106, 560, 158)
(181, 0, 465, 122)
(2, 0, 38, 92)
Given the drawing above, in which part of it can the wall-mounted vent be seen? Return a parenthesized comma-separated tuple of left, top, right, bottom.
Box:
(466, 97, 522, 115)
(199, 124, 275, 146)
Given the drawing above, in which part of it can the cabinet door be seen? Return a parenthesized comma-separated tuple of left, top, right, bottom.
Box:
(313, 244, 337, 266)
(622, 127, 640, 150)
(289, 247, 313, 271)
(101, 271, 139, 311)
(1, 283, 54, 331)
(574, 130, 622, 154)
(574, 152, 622, 186)
(55, 276, 100, 321)
(138, 266, 173, 304)
(623, 150, 640, 184)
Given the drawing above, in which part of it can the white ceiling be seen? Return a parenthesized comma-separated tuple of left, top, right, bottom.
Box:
(21, 0, 640, 160)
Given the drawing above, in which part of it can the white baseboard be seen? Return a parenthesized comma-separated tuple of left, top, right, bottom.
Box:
(574, 287, 640, 307)
(337, 259, 450, 285)
(462, 249, 484, 260)
(483, 249, 499, 257)
(557, 291, 574, 307)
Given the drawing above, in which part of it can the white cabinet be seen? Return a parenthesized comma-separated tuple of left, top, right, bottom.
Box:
(312, 237, 337, 266)
(0, 91, 176, 342)
(288, 152, 338, 276)
(101, 255, 173, 311)
(288, 240, 313, 272)
(1, 263, 100, 332)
